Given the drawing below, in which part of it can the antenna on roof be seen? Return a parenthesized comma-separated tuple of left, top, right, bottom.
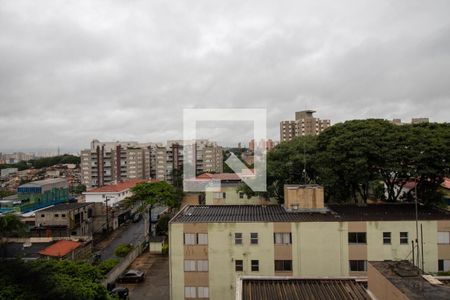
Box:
(303, 137, 307, 184)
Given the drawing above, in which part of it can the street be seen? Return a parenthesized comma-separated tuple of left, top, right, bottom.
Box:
(99, 218, 145, 261)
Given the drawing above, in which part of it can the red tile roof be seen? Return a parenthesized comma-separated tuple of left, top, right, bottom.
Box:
(86, 179, 159, 193)
(39, 240, 81, 257)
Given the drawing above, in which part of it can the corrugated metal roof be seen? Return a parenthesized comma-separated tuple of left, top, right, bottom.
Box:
(38, 202, 91, 212)
(19, 178, 67, 188)
(170, 203, 450, 223)
(241, 278, 368, 300)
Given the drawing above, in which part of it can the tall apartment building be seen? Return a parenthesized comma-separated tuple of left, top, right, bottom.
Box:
(280, 110, 331, 142)
(392, 118, 430, 125)
(81, 139, 223, 187)
(169, 185, 450, 300)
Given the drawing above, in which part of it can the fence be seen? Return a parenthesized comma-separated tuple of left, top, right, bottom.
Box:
(101, 238, 148, 287)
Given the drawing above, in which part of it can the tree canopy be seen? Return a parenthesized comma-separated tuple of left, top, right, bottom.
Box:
(0, 214, 26, 259)
(267, 120, 450, 205)
(0, 259, 112, 300)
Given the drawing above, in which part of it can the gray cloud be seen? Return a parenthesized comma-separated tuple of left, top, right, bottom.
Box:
(1, 0, 450, 152)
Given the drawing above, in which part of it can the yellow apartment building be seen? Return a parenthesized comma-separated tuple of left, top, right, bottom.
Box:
(169, 202, 450, 300)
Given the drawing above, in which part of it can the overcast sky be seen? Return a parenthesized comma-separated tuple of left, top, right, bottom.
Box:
(1, 0, 449, 153)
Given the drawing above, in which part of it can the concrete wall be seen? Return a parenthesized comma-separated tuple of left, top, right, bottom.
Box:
(294, 222, 348, 276)
(208, 222, 274, 300)
(367, 220, 438, 273)
(170, 223, 185, 300)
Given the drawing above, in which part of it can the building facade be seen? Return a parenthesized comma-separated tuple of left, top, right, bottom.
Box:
(280, 110, 331, 142)
(169, 202, 450, 300)
(34, 202, 94, 238)
(81, 139, 223, 187)
(16, 178, 69, 213)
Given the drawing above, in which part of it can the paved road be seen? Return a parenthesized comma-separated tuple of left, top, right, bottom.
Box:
(100, 218, 145, 260)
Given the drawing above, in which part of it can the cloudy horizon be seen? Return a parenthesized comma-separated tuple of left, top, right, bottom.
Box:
(1, 0, 450, 153)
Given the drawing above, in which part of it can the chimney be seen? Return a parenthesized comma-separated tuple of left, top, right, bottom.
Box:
(284, 184, 324, 210)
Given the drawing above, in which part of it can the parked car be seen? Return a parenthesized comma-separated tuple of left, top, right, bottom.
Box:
(117, 269, 145, 283)
(110, 287, 129, 299)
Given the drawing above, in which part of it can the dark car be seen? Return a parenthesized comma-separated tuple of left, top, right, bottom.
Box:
(118, 269, 145, 283)
(110, 287, 129, 299)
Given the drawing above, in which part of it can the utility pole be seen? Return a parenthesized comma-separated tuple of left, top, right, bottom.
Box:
(414, 177, 420, 271)
(105, 197, 110, 232)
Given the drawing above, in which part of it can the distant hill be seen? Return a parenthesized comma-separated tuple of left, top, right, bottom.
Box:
(0, 154, 80, 171)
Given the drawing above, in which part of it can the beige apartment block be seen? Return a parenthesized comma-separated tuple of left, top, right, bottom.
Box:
(169, 204, 450, 300)
(280, 110, 331, 142)
(195, 173, 276, 206)
(81, 139, 223, 187)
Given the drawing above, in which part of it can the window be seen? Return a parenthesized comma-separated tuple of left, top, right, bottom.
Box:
(251, 260, 259, 271)
(198, 233, 208, 245)
(235, 260, 243, 271)
(349, 260, 367, 272)
(275, 260, 292, 271)
(184, 260, 196, 271)
(438, 232, 450, 244)
(239, 192, 244, 199)
(438, 259, 450, 272)
(197, 287, 209, 298)
(184, 286, 196, 298)
(61, 214, 66, 217)
(197, 260, 208, 272)
(383, 232, 391, 244)
(348, 232, 367, 244)
(400, 232, 408, 244)
(54, 214, 59, 217)
(235, 233, 243, 245)
(41, 214, 45, 218)
(250, 233, 258, 245)
(222, 192, 227, 198)
(184, 233, 196, 245)
(274, 233, 292, 244)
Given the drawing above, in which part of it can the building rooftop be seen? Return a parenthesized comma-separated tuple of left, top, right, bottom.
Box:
(84, 179, 159, 193)
(170, 203, 450, 223)
(19, 178, 67, 188)
(238, 277, 368, 300)
(4, 241, 54, 259)
(38, 240, 81, 257)
(38, 202, 92, 212)
(327, 203, 450, 221)
(370, 261, 450, 300)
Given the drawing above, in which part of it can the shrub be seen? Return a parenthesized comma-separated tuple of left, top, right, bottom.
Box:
(114, 243, 133, 258)
(97, 258, 120, 275)
(161, 243, 169, 256)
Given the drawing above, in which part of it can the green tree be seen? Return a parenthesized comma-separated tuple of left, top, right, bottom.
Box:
(0, 214, 26, 259)
(128, 181, 180, 238)
(156, 214, 172, 235)
(0, 259, 111, 299)
(266, 135, 318, 203)
(315, 119, 391, 203)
